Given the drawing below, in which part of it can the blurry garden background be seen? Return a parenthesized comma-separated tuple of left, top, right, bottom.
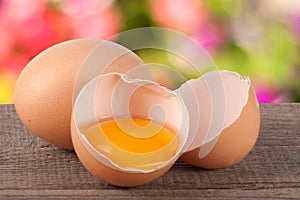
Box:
(0, 0, 300, 103)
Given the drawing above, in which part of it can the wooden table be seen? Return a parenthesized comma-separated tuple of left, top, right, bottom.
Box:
(0, 104, 299, 199)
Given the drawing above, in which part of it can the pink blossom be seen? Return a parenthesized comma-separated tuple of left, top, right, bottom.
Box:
(149, 0, 206, 34)
(61, 0, 121, 38)
(192, 22, 225, 53)
(0, 0, 54, 73)
(292, 13, 300, 39)
(4, 55, 30, 75)
(255, 85, 283, 103)
(0, 30, 14, 63)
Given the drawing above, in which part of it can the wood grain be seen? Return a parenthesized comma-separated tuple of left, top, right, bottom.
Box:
(0, 104, 299, 199)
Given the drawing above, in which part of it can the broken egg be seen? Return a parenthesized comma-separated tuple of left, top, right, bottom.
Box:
(71, 73, 189, 186)
(178, 70, 260, 168)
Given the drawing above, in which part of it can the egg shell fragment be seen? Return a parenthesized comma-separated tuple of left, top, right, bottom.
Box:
(178, 70, 260, 168)
(71, 73, 189, 186)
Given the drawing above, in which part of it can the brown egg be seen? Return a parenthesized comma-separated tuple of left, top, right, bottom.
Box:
(14, 39, 101, 149)
(14, 38, 146, 150)
(177, 71, 260, 168)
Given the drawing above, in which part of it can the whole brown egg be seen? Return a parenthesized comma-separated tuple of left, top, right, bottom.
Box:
(14, 39, 101, 149)
(14, 38, 145, 149)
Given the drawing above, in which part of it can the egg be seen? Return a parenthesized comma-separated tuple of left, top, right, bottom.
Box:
(14, 38, 147, 150)
(71, 73, 189, 186)
(177, 70, 260, 168)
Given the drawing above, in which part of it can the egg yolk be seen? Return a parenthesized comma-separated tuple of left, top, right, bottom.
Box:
(83, 118, 179, 171)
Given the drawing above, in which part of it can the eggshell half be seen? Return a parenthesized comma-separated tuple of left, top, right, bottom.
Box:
(178, 70, 260, 168)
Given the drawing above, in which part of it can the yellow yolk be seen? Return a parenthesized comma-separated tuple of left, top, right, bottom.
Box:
(83, 118, 179, 171)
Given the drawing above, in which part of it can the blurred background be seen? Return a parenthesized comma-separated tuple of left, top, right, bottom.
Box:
(0, 0, 300, 104)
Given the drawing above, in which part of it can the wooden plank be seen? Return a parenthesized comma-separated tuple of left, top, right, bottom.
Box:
(258, 104, 300, 147)
(1, 188, 300, 200)
(0, 146, 299, 190)
(0, 104, 300, 199)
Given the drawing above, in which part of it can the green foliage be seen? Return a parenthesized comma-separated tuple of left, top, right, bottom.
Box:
(205, 0, 240, 18)
(115, 0, 154, 30)
(215, 26, 298, 85)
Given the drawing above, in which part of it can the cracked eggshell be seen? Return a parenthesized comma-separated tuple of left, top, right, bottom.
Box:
(177, 70, 260, 169)
(71, 73, 189, 186)
(14, 38, 146, 150)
